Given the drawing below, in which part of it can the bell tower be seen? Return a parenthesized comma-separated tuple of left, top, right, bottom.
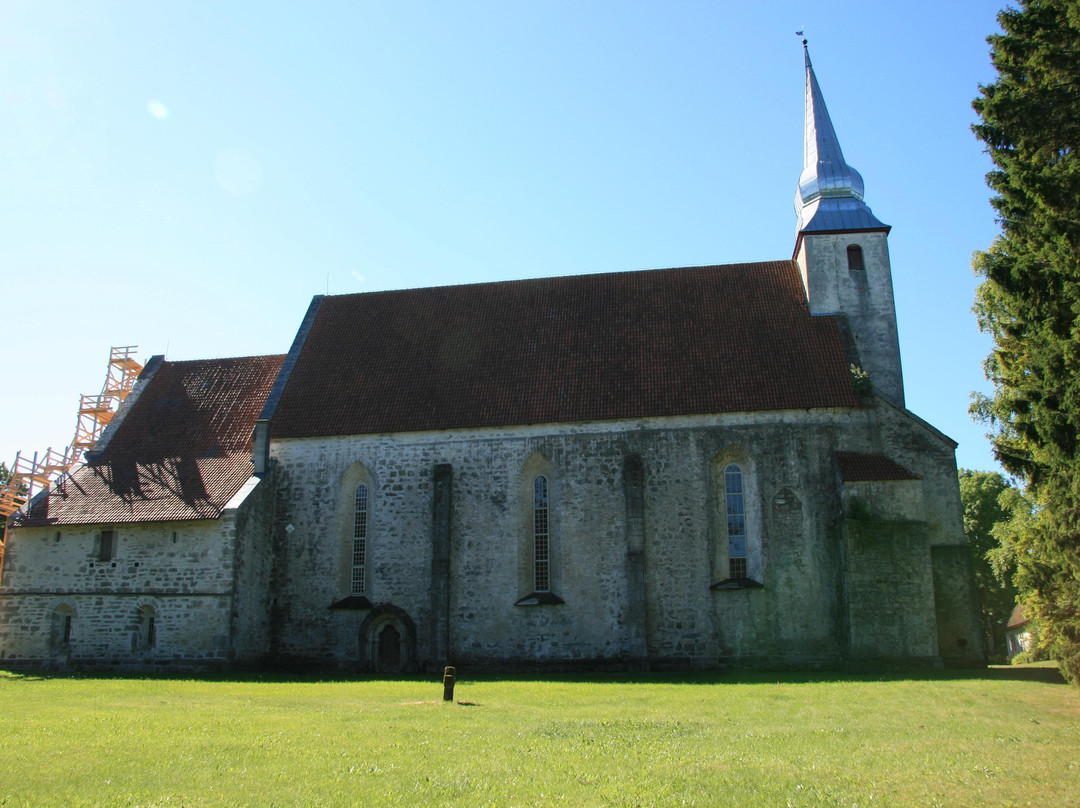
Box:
(793, 42, 904, 407)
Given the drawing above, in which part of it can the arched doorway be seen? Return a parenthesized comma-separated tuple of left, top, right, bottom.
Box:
(377, 624, 402, 671)
(358, 605, 417, 674)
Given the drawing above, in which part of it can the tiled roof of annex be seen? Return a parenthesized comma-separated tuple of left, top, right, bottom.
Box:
(18, 354, 285, 526)
(835, 451, 921, 482)
(269, 260, 860, 439)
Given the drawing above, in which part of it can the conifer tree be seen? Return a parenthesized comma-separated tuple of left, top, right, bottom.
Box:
(971, 0, 1080, 683)
(958, 470, 1021, 658)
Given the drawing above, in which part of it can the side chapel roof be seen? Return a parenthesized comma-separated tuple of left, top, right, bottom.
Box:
(835, 451, 920, 482)
(17, 354, 285, 526)
(267, 260, 860, 440)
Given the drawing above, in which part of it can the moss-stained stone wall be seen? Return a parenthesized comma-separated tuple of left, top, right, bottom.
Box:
(0, 399, 981, 672)
(841, 480, 937, 662)
(266, 408, 955, 671)
(931, 545, 985, 667)
(842, 517, 938, 661)
(0, 478, 272, 670)
(230, 473, 278, 663)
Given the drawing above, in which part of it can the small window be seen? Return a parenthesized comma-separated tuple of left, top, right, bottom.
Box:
(351, 484, 369, 595)
(533, 475, 550, 593)
(52, 605, 73, 648)
(139, 606, 157, 649)
(135, 604, 157, 648)
(725, 465, 747, 579)
(99, 530, 115, 562)
(847, 244, 865, 271)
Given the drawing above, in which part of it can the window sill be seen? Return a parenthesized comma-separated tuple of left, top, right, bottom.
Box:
(515, 592, 565, 606)
(710, 578, 763, 591)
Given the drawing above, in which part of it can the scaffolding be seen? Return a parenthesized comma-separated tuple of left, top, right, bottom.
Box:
(0, 347, 143, 545)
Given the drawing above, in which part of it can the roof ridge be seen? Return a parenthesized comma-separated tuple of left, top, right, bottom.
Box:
(323, 260, 799, 300)
(158, 352, 288, 366)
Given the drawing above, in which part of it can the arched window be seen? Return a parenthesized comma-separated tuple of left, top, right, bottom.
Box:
(352, 483, 369, 595)
(533, 475, 550, 592)
(724, 464, 748, 579)
(847, 244, 865, 271)
(515, 455, 564, 606)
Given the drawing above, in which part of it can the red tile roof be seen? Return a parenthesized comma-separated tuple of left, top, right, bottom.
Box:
(269, 261, 860, 439)
(18, 354, 285, 526)
(835, 451, 920, 482)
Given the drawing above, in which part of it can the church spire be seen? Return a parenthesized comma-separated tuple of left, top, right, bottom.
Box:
(794, 41, 886, 233)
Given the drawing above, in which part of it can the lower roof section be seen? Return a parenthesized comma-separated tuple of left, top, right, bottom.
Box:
(17, 354, 284, 527)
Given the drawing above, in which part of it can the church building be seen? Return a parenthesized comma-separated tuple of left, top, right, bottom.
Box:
(0, 49, 985, 672)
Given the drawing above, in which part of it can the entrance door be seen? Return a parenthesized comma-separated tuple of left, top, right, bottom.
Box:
(377, 624, 402, 672)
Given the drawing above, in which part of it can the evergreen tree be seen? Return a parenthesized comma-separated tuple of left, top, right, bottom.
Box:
(958, 470, 1021, 658)
(972, 0, 1080, 684)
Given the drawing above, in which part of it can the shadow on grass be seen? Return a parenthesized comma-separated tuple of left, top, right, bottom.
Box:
(1, 663, 1069, 687)
(983, 663, 1067, 684)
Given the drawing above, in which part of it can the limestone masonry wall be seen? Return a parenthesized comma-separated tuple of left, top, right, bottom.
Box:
(0, 401, 983, 671)
(266, 406, 955, 671)
(0, 518, 239, 668)
(229, 474, 278, 664)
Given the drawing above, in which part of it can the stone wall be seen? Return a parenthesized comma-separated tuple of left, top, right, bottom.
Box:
(0, 512, 244, 669)
(266, 406, 956, 671)
(841, 478, 938, 661)
(875, 399, 986, 666)
(229, 474, 278, 664)
(0, 402, 982, 672)
(842, 516, 938, 661)
(932, 545, 985, 666)
(795, 231, 905, 407)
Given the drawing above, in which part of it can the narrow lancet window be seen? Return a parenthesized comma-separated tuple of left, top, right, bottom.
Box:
(53, 605, 73, 648)
(533, 475, 550, 592)
(139, 605, 157, 649)
(725, 464, 748, 579)
(847, 244, 865, 271)
(351, 483, 369, 594)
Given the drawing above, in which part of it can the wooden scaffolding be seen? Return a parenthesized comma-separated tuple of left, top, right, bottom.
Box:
(0, 346, 143, 551)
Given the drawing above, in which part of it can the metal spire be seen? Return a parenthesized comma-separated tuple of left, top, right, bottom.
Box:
(794, 41, 886, 233)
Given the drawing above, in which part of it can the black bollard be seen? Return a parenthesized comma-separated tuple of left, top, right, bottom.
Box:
(443, 665, 456, 702)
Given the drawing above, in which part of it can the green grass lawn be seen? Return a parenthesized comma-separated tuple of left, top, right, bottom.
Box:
(0, 666, 1076, 807)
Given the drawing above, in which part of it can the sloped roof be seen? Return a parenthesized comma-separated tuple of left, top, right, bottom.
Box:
(18, 354, 284, 526)
(1006, 604, 1028, 630)
(835, 451, 920, 482)
(269, 261, 860, 439)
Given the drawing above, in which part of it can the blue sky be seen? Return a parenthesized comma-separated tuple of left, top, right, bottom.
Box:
(1, 1, 1007, 473)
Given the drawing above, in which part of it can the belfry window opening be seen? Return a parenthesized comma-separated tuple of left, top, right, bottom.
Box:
(847, 244, 865, 271)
